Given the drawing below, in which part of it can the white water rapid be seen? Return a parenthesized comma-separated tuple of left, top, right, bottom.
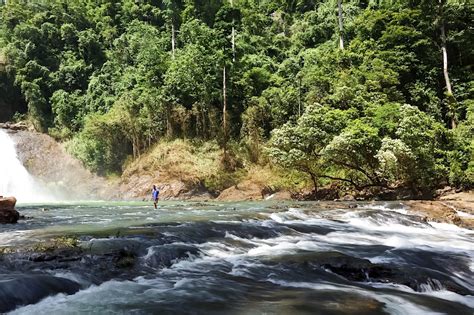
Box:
(0, 129, 54, 203)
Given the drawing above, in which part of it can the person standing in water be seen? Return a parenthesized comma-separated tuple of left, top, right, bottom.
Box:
(152, 185, 160, 209)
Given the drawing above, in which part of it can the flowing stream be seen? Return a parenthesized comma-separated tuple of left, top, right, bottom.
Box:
(0, 201, 473, 314)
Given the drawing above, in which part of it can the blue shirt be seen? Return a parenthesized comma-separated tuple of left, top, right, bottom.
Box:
(152, 189, 159, 199)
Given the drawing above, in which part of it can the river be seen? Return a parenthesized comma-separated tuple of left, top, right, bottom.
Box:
(0, 201, 472, 314)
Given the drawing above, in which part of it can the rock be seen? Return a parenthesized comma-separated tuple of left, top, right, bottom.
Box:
(439, 190, 474, 202)
(155, 180, 186, 199)
(269, 251, 471, 295)
(0, 196, 16, 210)
(217, 180, 265, 201)
(0, 274, 81, 313)
(0, 197, 20, 224)
(293, 188, 339, 201)
(118, 173, 212, 200)
(0, 210, 19, 224)
(340, 194, 355, 201)
(403, 200, 473, 229)
(0, 122, 28, 131)
(435, 186, 454, 197)
(115, 250, 136, 268)
(265, 190, 293, 201)
(143, 244, 199, 268)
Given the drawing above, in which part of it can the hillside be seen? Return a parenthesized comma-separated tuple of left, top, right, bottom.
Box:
(117, 139, 295, 200)
(0, 0, 472, 197)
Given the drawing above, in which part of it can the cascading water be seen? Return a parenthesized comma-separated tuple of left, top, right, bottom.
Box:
(0, 129, 54, 203)
(0, 201, 473, 314)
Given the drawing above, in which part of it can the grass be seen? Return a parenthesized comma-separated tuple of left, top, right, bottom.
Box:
(121, 139, 313, 195)
(124, 139, 224, 186)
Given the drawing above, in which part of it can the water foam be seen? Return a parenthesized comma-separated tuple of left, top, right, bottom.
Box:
(4, 202, 474, 314)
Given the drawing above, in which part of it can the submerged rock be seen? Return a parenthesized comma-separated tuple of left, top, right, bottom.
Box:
(0, 196, 20, 224)
(0, 274, 81, 313)
(143, 244, 199, 268)
(265, 251, 472, 296)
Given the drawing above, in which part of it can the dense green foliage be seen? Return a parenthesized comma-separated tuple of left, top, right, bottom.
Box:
(0, 0, 472, 193)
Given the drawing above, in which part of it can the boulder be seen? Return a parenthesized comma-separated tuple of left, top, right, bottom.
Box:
(0, 196, 16, 210)
(217, 180, 269, 201)
(0, 197, 20, 224)
(265, 190, 293, 201)
(340, 194, 356, 201)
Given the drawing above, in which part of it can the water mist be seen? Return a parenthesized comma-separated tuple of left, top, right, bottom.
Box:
(0, 129, 55, 203)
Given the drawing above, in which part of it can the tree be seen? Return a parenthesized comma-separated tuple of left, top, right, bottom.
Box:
(268, 105, 353, 191)
(438, 0, 456, 129)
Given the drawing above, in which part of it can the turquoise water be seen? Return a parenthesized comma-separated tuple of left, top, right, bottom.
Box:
(1, 201, 473, 314)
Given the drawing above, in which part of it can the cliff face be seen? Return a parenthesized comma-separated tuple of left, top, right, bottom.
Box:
(6, 129, 116, 200)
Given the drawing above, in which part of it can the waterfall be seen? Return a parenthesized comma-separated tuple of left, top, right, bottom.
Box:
(0, 129, 54, 203)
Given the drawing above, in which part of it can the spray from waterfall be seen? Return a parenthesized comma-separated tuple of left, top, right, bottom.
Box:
(0, 129, 56, 203)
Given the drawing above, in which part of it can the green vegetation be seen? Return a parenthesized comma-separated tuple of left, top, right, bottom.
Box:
(0, 236, 79, 254)
(0, 0, 472, 196)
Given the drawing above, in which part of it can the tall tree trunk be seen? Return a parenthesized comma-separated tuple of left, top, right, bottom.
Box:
(439, 0, 456, 129)
(338, 0, 344, 50)
(231, 26, 236, 62)
(223, 66, 228, 157)
(230, 0, 236, 62)
(171, 22, 176, 59)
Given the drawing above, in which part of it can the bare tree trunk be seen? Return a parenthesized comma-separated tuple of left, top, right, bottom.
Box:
(230, 0, 236, 62)
(171, 22, 176, 59)
(223, 66, 228, 157)
(439, 0, 456, 129)
(440, 20, 453, 96)
(338, 0, 344, 50)
(231, 26, 236, 62)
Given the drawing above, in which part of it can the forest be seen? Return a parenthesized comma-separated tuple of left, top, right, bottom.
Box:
(0, 0, 473, 197)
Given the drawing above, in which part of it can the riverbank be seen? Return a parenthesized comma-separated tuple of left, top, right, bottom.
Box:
(403, 191, 474, 229)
